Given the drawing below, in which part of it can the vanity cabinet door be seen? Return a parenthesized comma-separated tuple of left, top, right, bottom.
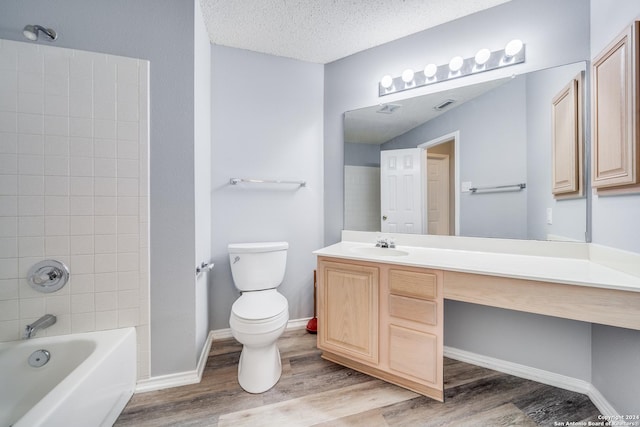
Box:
(317, 258, 379, 365)
(592, 21, 640, 191)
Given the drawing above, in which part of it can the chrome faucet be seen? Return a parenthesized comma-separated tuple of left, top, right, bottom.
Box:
(375, 237, 395, 248)
(23, 314, 56, 339)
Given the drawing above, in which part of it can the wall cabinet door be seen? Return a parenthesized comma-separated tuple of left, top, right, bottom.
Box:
(552, 74, 583, 197)
(592, 21, 640, 191)
(317, 259, 379, 365)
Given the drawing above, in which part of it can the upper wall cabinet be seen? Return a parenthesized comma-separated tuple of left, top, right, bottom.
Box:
(552, 73, 584, 198)
(591, 21, 640, 193)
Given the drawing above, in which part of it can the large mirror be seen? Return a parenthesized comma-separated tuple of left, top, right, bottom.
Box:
(344, 62, 588, 241)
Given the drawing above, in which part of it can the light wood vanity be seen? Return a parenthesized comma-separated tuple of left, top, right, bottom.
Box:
(317, 258, 444, 401)
(315, 239, 640, 402)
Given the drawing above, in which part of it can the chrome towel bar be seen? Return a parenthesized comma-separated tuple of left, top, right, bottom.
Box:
(469, 183, 526, 193)
(229, 178, 306, 187)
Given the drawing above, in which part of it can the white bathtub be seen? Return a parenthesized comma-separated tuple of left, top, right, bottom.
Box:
(0, 327, 136, 427)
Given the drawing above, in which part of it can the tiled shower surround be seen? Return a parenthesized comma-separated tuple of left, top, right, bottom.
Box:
(0, 39, 150, 379)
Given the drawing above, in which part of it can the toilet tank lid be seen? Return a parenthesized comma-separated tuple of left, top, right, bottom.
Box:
(228, 241, 288, 253)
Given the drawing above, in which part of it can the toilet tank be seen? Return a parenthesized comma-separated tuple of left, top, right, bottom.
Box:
(228, 242, 288, 292)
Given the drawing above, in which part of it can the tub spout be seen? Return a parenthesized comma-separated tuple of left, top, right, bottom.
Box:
(23, 314, 57, 339)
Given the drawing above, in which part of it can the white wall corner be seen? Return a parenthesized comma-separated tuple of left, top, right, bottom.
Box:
(135, 330, 215, 393)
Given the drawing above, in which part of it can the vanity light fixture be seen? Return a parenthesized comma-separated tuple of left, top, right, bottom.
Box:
(474, 48, 491, 66)
(449, 56, 464, 73)
(401, 68, 415, 84)
(424, 63, 438, 79)
(504, 39, 524, 58)
(380, 74, 394, 89)
(378, 39, 526, 97)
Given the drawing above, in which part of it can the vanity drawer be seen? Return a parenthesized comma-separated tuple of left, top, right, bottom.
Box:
(389, 294, 437, 325)
(388, 325, 437, 384)
(389, 269, 437, 300)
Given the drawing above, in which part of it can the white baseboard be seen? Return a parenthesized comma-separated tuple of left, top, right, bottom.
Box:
(444, 346, 618, 417)
(136, 319, 312, 392)
(135, 330, 215, 393)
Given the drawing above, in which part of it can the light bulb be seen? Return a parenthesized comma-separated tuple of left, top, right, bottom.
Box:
(475, 48, 491, 66)
(449, 56, 464, 72)
(504, 39, 523, 58)
(401, 68, 415, 83)
(424, 63, 437, 78)
(380, 75, 393, 89)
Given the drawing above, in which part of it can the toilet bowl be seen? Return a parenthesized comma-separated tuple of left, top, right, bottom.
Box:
(228, 242, 290, 393)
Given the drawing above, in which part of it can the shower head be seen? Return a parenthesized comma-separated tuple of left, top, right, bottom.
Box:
(23, 25, 57, 41)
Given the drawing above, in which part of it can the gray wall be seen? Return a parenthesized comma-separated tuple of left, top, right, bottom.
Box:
(0, 0, 202, 376)
(590, 0, 640, 414)
(210, 45, 324, 329)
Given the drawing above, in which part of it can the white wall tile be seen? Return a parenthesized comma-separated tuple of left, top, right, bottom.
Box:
(17, 113, 43, 135)
(94, 272, 117, 292)
(69, 215, 93, 235)
(0, 320, 19, 341)
(44, 196, 69, 216)
(0, 132, 18, 153)
(94, 216, 117, 235)
(18, 196, 44, 216)
(95, 310, 117, 330)
(2, 42, 148, 382)
(0, 195, 17, 216)
(0, 299, 18, 320)
(45, 236, 69, 256)
(45, 216, 69, 236)
(18, 175, 44, 195)
(70, 274, 94, 294)
(69, 196, 93, 215)
(0, 112, 17, 132)
(17, 216, 43, 237)
(71, 293, 94, 313)
(95, 291, 117, 311)
(19, 297, 45, 318)
(18, 236, 43, 257)
(18, 154, 43, 175)
(0, 279, 19, 300)
(44, 116, 68, 136)
(70, 235, 93, 255)
(70, 254, 94, 275)
(44, 176, 68, 195)
(0, 217, 18, 237)
(18, 133, 43, 154)
(70, 156, 93, 177)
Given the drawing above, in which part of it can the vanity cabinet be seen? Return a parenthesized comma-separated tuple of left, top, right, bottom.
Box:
(591, 20, 640, 192)
(317, 257, 444, 401)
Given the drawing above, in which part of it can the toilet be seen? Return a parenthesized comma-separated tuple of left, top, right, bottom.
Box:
(228, 241, 290, 393)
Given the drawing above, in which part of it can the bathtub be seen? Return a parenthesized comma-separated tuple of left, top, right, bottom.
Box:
(0, 327, 136, 427)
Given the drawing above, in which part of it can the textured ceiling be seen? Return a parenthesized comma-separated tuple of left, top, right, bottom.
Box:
(199, 0, 511, 64)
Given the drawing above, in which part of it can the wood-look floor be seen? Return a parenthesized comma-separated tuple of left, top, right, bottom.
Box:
(116, 329, 601, 426)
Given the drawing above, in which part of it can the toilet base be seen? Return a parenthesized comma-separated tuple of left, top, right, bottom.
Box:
(237, 342, 282, 393)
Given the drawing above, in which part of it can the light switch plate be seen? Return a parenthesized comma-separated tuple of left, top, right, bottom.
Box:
(546, 208, 553, 225)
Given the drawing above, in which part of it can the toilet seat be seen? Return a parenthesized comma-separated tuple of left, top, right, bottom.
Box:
(231, 290, 288, 334)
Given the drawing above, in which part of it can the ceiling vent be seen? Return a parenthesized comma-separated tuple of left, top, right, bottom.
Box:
(376, 104, 402, 114)
(433, 99, 456, 111)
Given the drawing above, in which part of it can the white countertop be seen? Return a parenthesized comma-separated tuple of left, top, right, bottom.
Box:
(314, 241, 640, 293)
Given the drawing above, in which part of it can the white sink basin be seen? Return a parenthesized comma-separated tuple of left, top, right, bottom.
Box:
(350, 247, 409, 257)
